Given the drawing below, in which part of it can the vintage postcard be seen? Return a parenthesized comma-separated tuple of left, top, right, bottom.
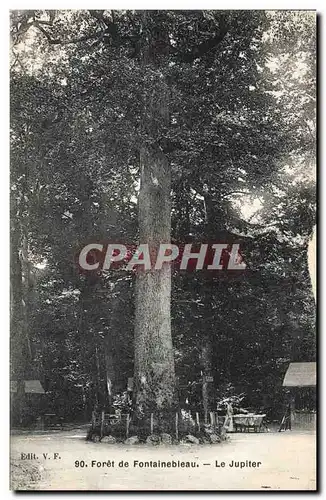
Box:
(10, 9, 316, 491)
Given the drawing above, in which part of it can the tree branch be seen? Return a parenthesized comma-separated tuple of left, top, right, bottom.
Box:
(180, 15, 229, 63)
(221, 190, 251, 198)
(33, 20, 104, 45)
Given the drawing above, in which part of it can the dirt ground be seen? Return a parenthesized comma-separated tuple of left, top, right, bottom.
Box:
(10, 428, 316, 491)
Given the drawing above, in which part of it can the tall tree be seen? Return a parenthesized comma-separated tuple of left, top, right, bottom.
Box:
(10, 10, 316, 419)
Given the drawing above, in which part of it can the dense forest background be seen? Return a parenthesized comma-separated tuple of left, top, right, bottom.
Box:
(10, 10, 316, 424)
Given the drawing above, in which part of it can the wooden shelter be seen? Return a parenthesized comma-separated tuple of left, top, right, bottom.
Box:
(282, 362, 316, 430)
(11, 380, 45, 394)
(11, 380, 46, 426)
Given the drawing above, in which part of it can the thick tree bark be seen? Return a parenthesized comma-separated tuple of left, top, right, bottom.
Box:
(78, 273, 103, 408)
(200, 334, 214, 420)
(133, 14, 176, 414)
(175, 181, 191, 239)
(10, 216, 25, 424)
(105, 346, 114, 412)
(11, 217, 37, 422)
(134, 146, 176, 413)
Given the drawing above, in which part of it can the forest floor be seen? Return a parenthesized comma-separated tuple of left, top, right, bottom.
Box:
(10, 427, 316, 491)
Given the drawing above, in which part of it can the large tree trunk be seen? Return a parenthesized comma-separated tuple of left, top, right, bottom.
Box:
(11, 191, 33, 424)
(133, 14, 176, 414)
(134, 146, 176, 413)
(199, 339, 214, 422)
(10, 215, 25, 425)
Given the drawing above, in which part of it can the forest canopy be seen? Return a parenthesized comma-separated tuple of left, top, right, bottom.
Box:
(10, 10, 316, 423)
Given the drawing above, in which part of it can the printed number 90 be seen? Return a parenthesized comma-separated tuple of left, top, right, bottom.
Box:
(75, 460, 86, 468)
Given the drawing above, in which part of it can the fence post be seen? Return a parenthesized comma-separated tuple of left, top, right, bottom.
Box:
(196, 412, 200, 432)
(126, 413, 130, 438)
(91, 411, 96, 430)
(150, 413, 154, 435)
(175, 412, 179, 441)
(100, 411, 105, 439)
(210, 411, 214, 427)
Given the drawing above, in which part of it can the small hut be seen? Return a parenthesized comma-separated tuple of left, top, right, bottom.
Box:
(11, 380, 46, 426)
(282, 362, 316, 430)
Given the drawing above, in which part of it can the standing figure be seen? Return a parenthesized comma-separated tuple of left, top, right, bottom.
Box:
(223, 402, 234, 432)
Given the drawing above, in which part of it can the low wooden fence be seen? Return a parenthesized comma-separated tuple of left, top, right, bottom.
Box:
(90, 410, 223, 441)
